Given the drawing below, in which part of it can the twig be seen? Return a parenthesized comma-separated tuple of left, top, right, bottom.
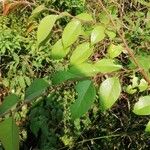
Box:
(98, 0, 150, 85)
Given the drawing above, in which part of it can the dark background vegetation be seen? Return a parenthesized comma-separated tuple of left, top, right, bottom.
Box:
(0, 0, 150, 149)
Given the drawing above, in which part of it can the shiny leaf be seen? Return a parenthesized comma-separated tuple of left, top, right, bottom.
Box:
(70, 63, 99, 77)
(91, 25, 105, 45)
(99, 77, 121, 111)
(94, 59, 122, 73)
(133, 96, 150, 115)
(70, 42, 92, 65)
(62, 19, 81, 48)
(139, 79, 148, 92)
(37, 15, 58, 46)
(107, 44, 123, 58)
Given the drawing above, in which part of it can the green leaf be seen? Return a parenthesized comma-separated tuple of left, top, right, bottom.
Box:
(0, 117, 19, 150)
(99, 77, 121, 111)
(37, 15, 58, 47)
(29, 5, 46, 19)
(91, 25, 105, 45)
(99, 11, 110, 25)
(70, 80, 96, 119)
(62, 19, 82, 48)
(133, 96, 150, 115)
(126, 85, 137, 94)
(51, 39, 70, 59)
(145, 121, 150, 132)
(94, 59, 122, 73)
(69, 63, 99, 77)
(107, 44, 123, 58)
(0, 94, 19, 115)
(131, 75, 139, 88)
(76, 13, 93, 22)
(25, 78, 49, 101)
(105, 30, 116, 39)
(139, 79, 148, 92)
(129, 54, 150, 75)
(52, 70, 82, 85)
(70, 42, 92, 65)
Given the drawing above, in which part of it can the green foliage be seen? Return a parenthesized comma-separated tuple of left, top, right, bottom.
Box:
(94, 59, 122, 73)
(0, 94, 19, 115)
(25, 79, 49, 101)
(52, 70, 81, 85)
(1, 0, 150, 149)
(133, 96, 150, 115)
(70, 42, 92, 65)
(70, 80, 96, 119)
(0, 117, 19, 150)
(145, 121, 150, 132)
(99, 77, 121, 111)
(62, 19, 82, 48)
(107, 44, 123, 58)
(91, 25, 105, 45)
(51, 39, 70, 59)
(76, 13, 93, 21)
(37, 15, 58, 46)
(29, 5, 46, 20)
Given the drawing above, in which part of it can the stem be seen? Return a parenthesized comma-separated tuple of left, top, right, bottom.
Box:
(98, 0, 150, 85)
(77, 133, 126, 144)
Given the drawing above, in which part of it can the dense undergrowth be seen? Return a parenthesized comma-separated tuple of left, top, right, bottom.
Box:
(0, 0, 150, 150)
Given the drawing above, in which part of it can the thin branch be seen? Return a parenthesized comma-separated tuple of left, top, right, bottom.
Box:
(98, 0, 150, 85)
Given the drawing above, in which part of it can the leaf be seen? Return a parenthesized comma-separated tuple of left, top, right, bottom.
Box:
(70, 42, 92, 65)
(25, 78, 49, 101)
(52, 70, 81, 85)
(91, 25, 105, 45)
(129, 54, 150, 73)
(29, 5, 46, 19)
(133, 96, 150, 115)
(62, 19, 82, 48)
(126, 85, 137, 94)
(51, 39, 70, 59)
(37, 15, 58, 47)
(99, 77, 121, 111)
(139, 79, 148, 92)
(0, 94, 19, 115)
(70, 80, 96, 119)
(99, 11, 110, 25)
(107, 44, 123, 58)
(105, 30, 116, 39)
(0, 117, 19, 150)
(145, 121, 150, 132)
(94, 59, 122, 73)
(131, 75, 139, 88)
(69, 63, 99, 77)
(76, 13, 93, 22)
